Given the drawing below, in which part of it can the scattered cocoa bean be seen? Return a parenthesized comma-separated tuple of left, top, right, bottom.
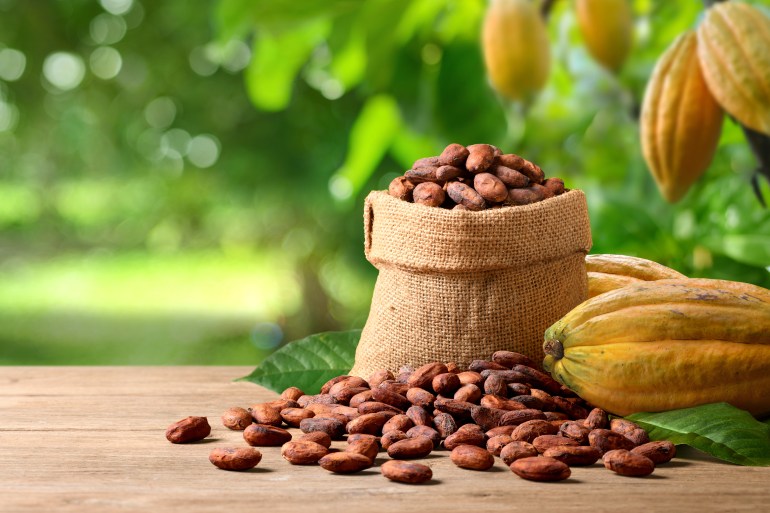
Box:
(368, 369, 394, 389)
(466, 144, 496, 174)
(280, 407, 315, 428)
(381, 430, 408, 450)
(500, 441, 538, 465)
(433, 412, 457, 438)
(299, 417, 345, 440)
(454, 384, 482, 403)
(346, 438, 379, 462)
(444, 425, 485, 450)
(510, 456, 571, 482)
(280, 386, 305, 402)
(387, 436, 434, 459)
(439, 143, 470, 167)
(243, 424, 292, 447)
(585, 408, 609, 430)
(625, 428, 651, 446)
(281, 440, 328, 465)
(406, 405, 433, 427)
(166, 416, 211, 444)
(209, 447, 262, 471)
(487, 435, 514, 456)
(500, 409, 547, 426)
(473, 172, 508, 203)
(447, 181, 486, 211)
(380, 460, 433, 484)
(631, 441, 676, 464)
(532, 434, 580, 454)
(318, 452, 373, 474)
(406, 387, 435, 408)
(406, 425, 441, 448)
(511, 420, 558, 443)
(450, 444, 495, 471)
(371, 387, 411, 411)
(492, 350, 536, 369)
(457, 371, 483, 386)
(432, 373, 461, 396)
(346, 412, 394, 435)
(221, 407, 253, 431)
(383, 414, 414, 434)
(491, 165, 530, 188)
(559, 420, 591, 444)
(588, 429, 636, 455)
(413, 182, 445, 207)
(603, 449, 655, 477)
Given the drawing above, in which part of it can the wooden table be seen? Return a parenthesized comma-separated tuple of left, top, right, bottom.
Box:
(2, 367, 768, 512)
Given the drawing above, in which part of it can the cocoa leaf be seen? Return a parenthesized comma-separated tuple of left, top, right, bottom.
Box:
(238, 330, 360, 394)
(627, 403, 770, 466)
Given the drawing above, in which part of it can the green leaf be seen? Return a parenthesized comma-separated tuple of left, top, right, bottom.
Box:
(238, 330, 360, 394)
(245, 21, 330, 111)
(709, 234, 770, 268)
(627, 403, 770, 466)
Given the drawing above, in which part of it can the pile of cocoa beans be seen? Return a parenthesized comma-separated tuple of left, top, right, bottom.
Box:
(388, 143, 566, 210)
(166, 351, 675, 483)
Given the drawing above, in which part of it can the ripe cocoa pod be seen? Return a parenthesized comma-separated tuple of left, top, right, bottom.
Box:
(631, 441, 676, 464)
(697, 2, 770, 135)
(387, 436, 434, 459)
(318, 452, 373, 474)
(243, 424, 292, 446)
(603, 449, 655, 477)
(576, 0, 633, 73)
(389, 176, 415, 201)
(221, 407, 253, 431)
(439, 143, 470, 167)
(482, 0, 550, 101)
(450, 444, 495, 471)
(640, 31, 723, 203)
(165, 416, 211, 444)
(543, 445, 601, 466)
(510, 456, 571, 482)
(413, 182, 445, 207)
(281, 440, 329, 465)
(380, 460, 433, 484)
(209, 447, 262, 471)
(500, 441, 538, 465)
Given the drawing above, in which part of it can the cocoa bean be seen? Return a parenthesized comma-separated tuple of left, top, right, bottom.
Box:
(299, 417, 345, 440)
(329, 376, 368, 395)
(471, 405, 508, 431)
(588, 428, 636, 455)
(371, 387, 411, 411)
(511, 420, 558, 443)
(492, 351, 536, 369)
(209, 447, 262, 471)
(500, 441, 538, 465)
(346, 412, 394, 435)
(347, 433, 379, 445)
(532, 434, 580, 454)
(625, 428, 650, 447)
(509, 395, 544, 410)
(412, 156, 440, 168)
(406, 425, 441, 448)
(396, 366, 414, 384)
(432, 373, 461, 396)
(318, 452, 373, 474)
(585, 408, 609, 430)
(544, 411, 570, 422)
(165, 416, 211, 444)
(368, 369, 395, 389)
(480, 369, 529, 384)
(331, 405, 360, 422)
(358, 400, 404, 415)
(433, 412, 457, 439)
(485, 425, 516, 438)
(305, 403, 336, 415)
(281, 440, 328, 465)
(454, 384, 482, 403)
(551, 396, 589, 420)
(543, 177, 564, 195)
(406, 387, 435, 408)
(346, 438, 379, 462)
(413, 182, 445, 207)
(483, 374, 509, 396)
(439, 143, 470, 167)
(380, 460, 433, 484)
(406, 405, 433, 427)
(469, 360, 508, 373)
(631, 441, 676, 464)
(510, 456, 571, 482)
(221, 407, 253, 431)
(248, 403, 282, 427)
(491, 165, 530, 188)
(387, 436, 434, 459)
(511, 365, 564, 395)
(297, 394, 336, 407)
(408, 362, 449, 390)
(280, 386, 305, 401)
(321, 376, 351, 394)
(434, 397, 475, 419)
(457, 371, 483, 386)
(486, 435, 514, 456)
(473, 172, 508, 203)
(610, 418, 641, 436)
(500, 409, 547, 426)
(348, 390, 373, 408)
(268, 398, 300, 411)
(314, 412, 349, 425)
(298, 431, 331, 448)
(405, 165, 441, 183)
(243, 424, 292, 446)
(446, 181, 486, 211)
(450, 444, 495, 471)
(444, 424, 485, 450)
(603, 449, 655, 477)
(559, 420, 591, 444)
(388, 176, 415, 201)
(381, 430, 408, 449)
(530, 182, 552, 199)
(436, 165, 465, 181)
(480, 395, 525, 412)
(507, 383, 531, 396)
(543, 445, 601, 466)
(505, 187, 542, 206)
(466, 144, 496, 173)
(280, 407, 315, 428)
(383, 414, 414, 434)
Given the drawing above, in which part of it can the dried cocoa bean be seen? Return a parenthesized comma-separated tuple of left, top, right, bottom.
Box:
(413, 182, 445, 207)
(406, 387, 435, 408)
(471, 405, 508, 431)
(281, 440, 328, 465)
(492, 351, 536, 369)
(280, 407, 315, 428)
(243, 424, 292, 446)
(222, 407, 253, 431)
(510, 456, 571, 482)
(314, 412, 349, 425)
(305, 403, 336, 415)
(532, 434, 580, 454)
(434, 397, 475, 419)
(209, 447, 262, 471)
(551, 396, 589, 420)
(511, 365, 564, 395)
(500, 441, 538, 465)
(432, 373, 461, 396)
(444, 424, 485, 450)
(346, 412, 393, 435)
(330, 405, 360, 422)
(299, 417, 345, 440)
(486, 425, 516, 438)
(412, 156, 440, 169)
(610, 418, 641, 436)
(511, 420, 558, 443)
(631, 441, 676, 464)
(473, 172, 508, 203)
(298, 431, 331, 448)
(380, 460, 433, 484)
(457, 371, 483, 386)
(509, 395, 544, 410)
(383, 414, 414, 434)
(358, 400, 403, 415)
(396, 366, 414, 384)
(368, 369, 395, 389)
(406, 405, 433, 427)
(408, 362, 448, 390)
(544, 411, 570, 422)
(585, 408, 609, 430)
(446, 181, 486, 211)
(388, 176, 416, 201)
(480, 395, 526, 412)
(507, 383, 531, 396)
(559, 420, 591, 444)
(371, 387, 411, 411)
(387, 436, 434, 459)
(470, 360, 508, 373)
(625, 428, 650, 446)
(505, 187, 542, 206)
(297, 394, 336, 407)
(165, 416, 211, 444)
(588, 429, 636, 455)
(406, 425, 441, 448)
(450, 444, 495, 471)
(499, 409, 547, 426)
(321, 375, 351, 394)
(436, 165, 465, 181)
(543, 445, 601, 466)
(439, 143, 470, 167)
(487, 435, 514, 456)
(433, 412, 457, 438)
(454, 384, 482, 403)
(248, 404, 282, 426)
(483, 374, 509, 396)
(346, 438, 379, 462)
(349, 390, 373, 408)
(491, 165, 530, 188)
(329, 376, 368, 394)
(381, 430, 408, 449)
(280, 386, 305, 401)
(318, 452, 373, 474)
(543, 177, 564, 195)
(466, 144, 496, 173)
(603, 449, 655, 477)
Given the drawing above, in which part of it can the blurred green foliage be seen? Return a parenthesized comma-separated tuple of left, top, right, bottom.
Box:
(0, 0, 768, 364)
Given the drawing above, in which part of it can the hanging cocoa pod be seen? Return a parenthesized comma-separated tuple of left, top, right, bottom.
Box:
(697, 2, 770, 136)
(640, 31, 723, 203)
(576, 0, 633, 73)
(482, 0, 550, 102)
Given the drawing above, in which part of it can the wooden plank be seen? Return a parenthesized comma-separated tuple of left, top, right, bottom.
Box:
(1, 366, 768, 513)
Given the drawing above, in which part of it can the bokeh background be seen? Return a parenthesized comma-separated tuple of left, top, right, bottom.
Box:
(1, 0, 769, 365)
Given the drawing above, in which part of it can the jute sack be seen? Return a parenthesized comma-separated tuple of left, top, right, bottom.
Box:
(350, 189, 592, 378)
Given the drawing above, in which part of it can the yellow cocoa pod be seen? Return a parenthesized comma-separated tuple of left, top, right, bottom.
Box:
(543, 279, 770, 417)
(640, 31, 723, 203)
(482, 0, 550, 102)
(697, 2, 770, 136)
(586, 254, 686, 298)
(576, 0, 633, 73)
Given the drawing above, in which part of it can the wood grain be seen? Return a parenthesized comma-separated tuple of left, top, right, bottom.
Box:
(1, 366, 768, 513)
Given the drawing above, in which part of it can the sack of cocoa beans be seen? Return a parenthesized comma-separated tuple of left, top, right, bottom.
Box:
(350, 144, 592, 377)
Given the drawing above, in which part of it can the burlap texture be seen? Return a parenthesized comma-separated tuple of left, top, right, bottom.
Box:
(350, 189, 592, 378)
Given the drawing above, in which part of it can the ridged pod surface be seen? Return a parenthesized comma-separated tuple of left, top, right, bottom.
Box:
(586, 254, 686, 298)
(640, 31, 723, 203)
(482, 0, 550, 102)
(576, 0, 633, 73)
(697, 2, 770, 136)
(543, 279, 770, 417)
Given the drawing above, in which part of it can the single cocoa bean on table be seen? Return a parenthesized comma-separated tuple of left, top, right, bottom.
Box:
(450, 444, 495, 471)
(603, 449, 656, 477)
(510, 456, 571, 482)
(387, 436, 434, 459)
(318, 452, 373, 474)
(281, 440, 328, 465)
(381, 460, 433, 484)
(209, 447, 262, 471)
(166, 416, 211, 444)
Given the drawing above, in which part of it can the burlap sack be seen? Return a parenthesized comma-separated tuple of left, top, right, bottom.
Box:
(350, 189, 592, 378)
